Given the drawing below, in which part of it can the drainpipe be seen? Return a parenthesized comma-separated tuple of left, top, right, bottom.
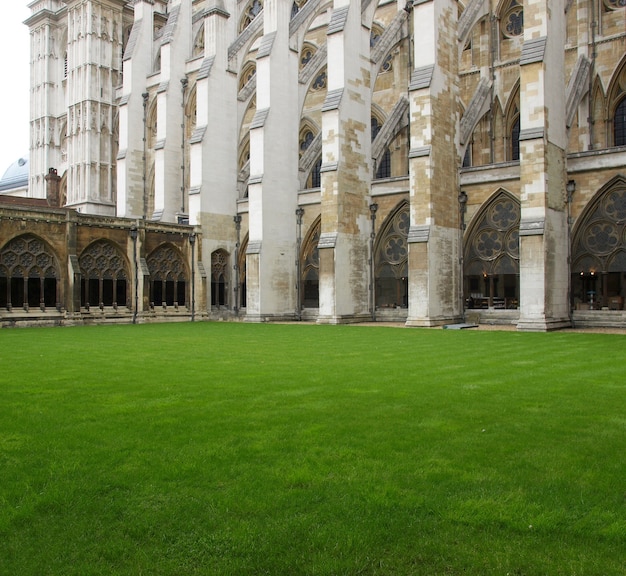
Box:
(142, 92, 149, 220)
(180, 78, 188, 216)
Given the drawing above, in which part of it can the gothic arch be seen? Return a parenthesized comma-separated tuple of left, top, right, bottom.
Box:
(571, 175, 626, 309)
(237, 234, 248, 309)
(374, 201, 409, 308)
(211, 249, 230, 307)
(192, 22, 204, 59)
(300, 217, 320, 308)
(591, 77, 608, 149)
(504, 83, 520, 161)
(0, 234, 61, 310)
(606, 56, 626, 147)
(464, 189, 520, 309)
(147, 243, 188, 307)
(79, 240, 130, 308)
(240, 0, 263, 33)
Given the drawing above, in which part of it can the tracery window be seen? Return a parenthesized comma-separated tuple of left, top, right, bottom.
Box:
(464, 192, 520, 309)
(300, 44, 315, 69)
(300, 129, 314, 154)
(147, 244, 187, 307)
(0, 235, 60, 310)
(370, 24, 383, 48)
(291, 0, 308, 19)
(375, 203, 409, 309)
(381, 53, 393, 74)
(300, 218, 320, 308)
(311, 69, 327, 91)
(571, 177, 626, 309)
(239, 62, 256, 91)
(79, 241, 129, 307)
(241, 0, 262, 32)
(211, 249, 229, 307)
(501, 0, 523, 38)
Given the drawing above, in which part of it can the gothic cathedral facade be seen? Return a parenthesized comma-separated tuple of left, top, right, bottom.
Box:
(2, 0, 625, 329)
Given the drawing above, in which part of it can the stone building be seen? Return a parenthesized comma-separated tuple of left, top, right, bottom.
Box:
(2, 0, 625, 329)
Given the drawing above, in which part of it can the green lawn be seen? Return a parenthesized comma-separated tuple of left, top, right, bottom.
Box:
(0, 323, 624, 575)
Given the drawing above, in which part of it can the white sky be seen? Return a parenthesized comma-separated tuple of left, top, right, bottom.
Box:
(0, 3, 31, 176)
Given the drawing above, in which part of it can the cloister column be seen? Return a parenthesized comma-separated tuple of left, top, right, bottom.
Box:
(317, 1, 371, 324)
(516, 0, 570, 331)
(245, 0, 300, 321)
(405, 0, 462, 327)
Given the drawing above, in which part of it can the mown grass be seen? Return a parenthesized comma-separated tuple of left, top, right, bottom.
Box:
(0, 322, 624, 575)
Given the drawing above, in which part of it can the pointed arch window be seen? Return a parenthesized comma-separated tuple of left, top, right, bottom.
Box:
(0, 235, 60, 310)
(291, 0, 308, 19)
(464, 192, 520, 309)
(511, 115, 520, 161)
(147, 244, 188, 307)
(375, 204, 409, 308)
(300, 219, 320, 308)
(241, 0, 263, 32)
(501, 1, 523, 38)
(309, 157, 322, 188)
(571, 177, 626, 309)
(79, 241, 129, 307)
(614, 96, 626, 147)
(211, 249, 229, 307)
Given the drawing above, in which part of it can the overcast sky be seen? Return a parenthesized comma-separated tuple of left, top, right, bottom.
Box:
(0, 3, 31, 176)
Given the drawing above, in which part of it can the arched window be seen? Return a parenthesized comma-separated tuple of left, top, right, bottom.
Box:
(374, 203, 409, 309)
(309, 157, 322, 188)
(501, 0, 523, 38)
(300, 43, 316, 69)
(614, 96, 626, 147)
(0, 235, 60, 310)
(291, 0, 308, 19)
(511, 115, 520, 161)
(79, 241, 129, 308)
(300, 218, 320, 308)
(571, 176, 626, 310)
(211, 249, 229, 307)
(240, 0, 263, 32)
(237, 236, 248, 309)
(192, 23, 204, 58)
(464, 191, 520, 309)
(147, 244, 188, 307)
